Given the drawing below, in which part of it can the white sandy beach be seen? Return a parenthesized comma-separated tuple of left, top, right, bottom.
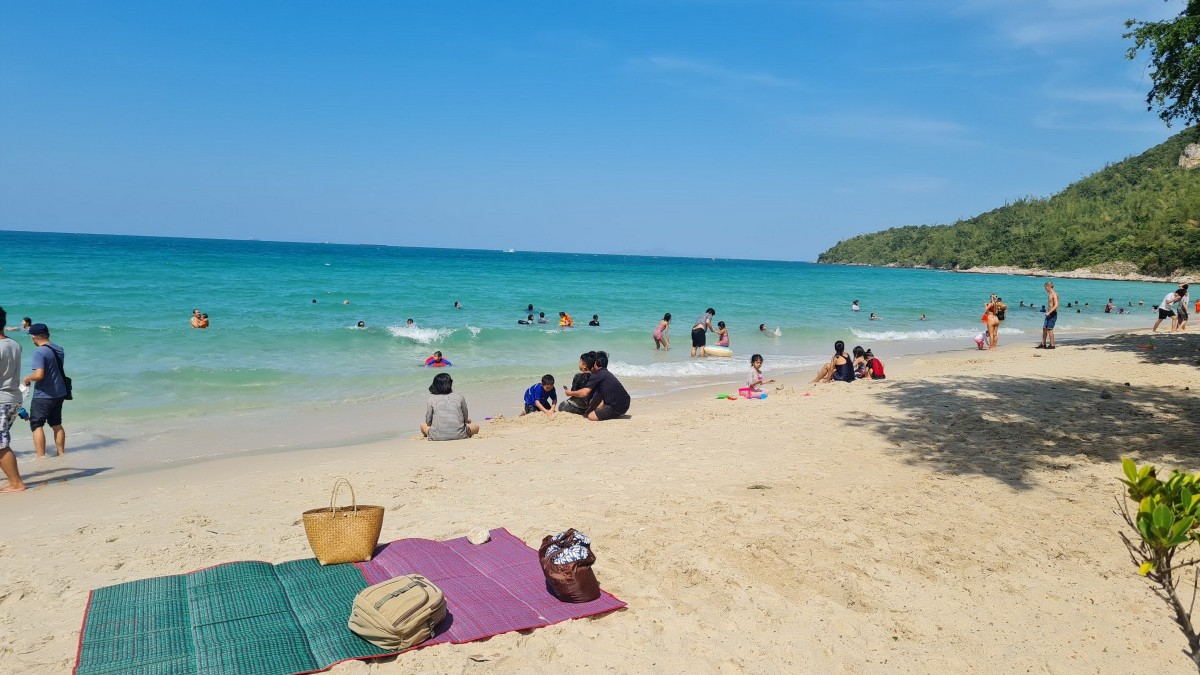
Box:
(3, 330, 1199, 673)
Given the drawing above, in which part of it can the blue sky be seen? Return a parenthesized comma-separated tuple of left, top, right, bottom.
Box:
(0, 0, 1183, 260)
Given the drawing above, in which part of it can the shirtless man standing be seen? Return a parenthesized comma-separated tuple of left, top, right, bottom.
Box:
(1038, 282, 1059, 349)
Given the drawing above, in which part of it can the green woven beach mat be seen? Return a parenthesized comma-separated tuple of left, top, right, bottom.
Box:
(74, 558, 388, 675)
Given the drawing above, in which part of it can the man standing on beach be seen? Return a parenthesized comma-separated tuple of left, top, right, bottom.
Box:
(1153, 289, 1180, 333)
(23, 324, 68, 457)
(573, 351, 630, 421)
(1038, 282, 1059, 349)
(0, 307, 27, 493)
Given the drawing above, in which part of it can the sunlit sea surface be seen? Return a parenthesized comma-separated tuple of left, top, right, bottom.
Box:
(0, 231, 1167, 470)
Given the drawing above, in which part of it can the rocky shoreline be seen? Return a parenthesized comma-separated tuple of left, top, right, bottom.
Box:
(824, 260, 1196, 284)
(956, 263, 1196, 284)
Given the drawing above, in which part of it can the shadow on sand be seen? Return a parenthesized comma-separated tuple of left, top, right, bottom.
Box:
(1068, 331, 1200, 368)
(865, 371, 1199, 490)
(21, 466, 112, 487)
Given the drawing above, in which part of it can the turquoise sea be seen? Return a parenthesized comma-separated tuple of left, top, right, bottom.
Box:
(0, 230, 1170, 470)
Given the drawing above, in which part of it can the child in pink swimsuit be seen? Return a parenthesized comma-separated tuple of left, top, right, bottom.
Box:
(652, 313, 671, 350)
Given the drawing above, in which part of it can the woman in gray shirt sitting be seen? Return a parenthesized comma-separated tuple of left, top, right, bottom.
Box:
(420, 373, 480, 440)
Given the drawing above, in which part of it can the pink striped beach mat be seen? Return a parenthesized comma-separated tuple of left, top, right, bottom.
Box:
(354, 528, 626, 648)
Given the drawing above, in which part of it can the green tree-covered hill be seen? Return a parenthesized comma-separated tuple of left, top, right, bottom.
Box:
(817, 127, 1200, 276)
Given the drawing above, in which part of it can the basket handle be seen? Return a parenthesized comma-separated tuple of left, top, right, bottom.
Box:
(329, 477, 358, 514)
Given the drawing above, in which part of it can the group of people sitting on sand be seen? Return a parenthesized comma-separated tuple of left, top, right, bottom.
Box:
(810, 340, 886, 383)
(420, 350, 631, 441)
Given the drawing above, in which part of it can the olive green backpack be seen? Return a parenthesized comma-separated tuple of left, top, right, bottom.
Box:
(348, 574, 447, 651)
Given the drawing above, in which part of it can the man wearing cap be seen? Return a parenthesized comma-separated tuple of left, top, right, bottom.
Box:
(0, 306, 27, 493)
(22, 323, 68, 457)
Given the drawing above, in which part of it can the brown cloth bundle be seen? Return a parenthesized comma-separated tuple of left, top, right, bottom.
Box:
(538, 528, 601, 603)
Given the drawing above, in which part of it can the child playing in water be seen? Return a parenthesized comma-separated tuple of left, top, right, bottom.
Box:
(653, 313, 671, 350)
(715, 321, 729, 347)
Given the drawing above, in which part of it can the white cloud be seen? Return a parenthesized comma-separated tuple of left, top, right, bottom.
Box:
(878, 175, 950, 194)
(1043, 85, 1146, 111)
(633, 55, 804, 90)
(794, 113, 976, 146)
(951, 0, 1179, 49)
(1030, 110, 1165, 133)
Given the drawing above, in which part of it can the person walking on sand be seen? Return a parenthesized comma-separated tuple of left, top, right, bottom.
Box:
(1175, 284, 1190, 332)
(653, 313, 671, 351)
(22, 324, 67, 457)
(690, 308, 716, 358)
(1153, 289, 1180, 333)
(0, 307, 27, 493)
(1037, 282, 1059, 349)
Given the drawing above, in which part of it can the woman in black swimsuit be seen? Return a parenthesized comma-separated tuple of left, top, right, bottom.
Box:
(811, 340, 854, 384)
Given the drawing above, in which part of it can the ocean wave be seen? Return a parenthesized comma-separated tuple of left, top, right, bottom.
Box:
(850, 326, 1025, 341)
(610, 355, 823, 379)
(386, 325, 457, 344)
(466, 325, 482, 338)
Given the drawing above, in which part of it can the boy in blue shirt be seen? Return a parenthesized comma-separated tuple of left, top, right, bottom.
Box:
(521, 375, 556, 416)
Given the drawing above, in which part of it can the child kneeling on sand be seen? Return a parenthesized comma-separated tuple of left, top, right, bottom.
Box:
(420, 373, 479, 440)
(864, 350, 886, 379)
(974, 331, 990, 350)
(521, 374, 557, 416)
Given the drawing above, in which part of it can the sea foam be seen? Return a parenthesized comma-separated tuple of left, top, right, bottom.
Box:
(386, 325, 457, 344)
(851, 326, 1025, 341)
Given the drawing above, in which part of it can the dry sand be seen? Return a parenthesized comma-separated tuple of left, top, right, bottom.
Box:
(3, 331, 1200, 673)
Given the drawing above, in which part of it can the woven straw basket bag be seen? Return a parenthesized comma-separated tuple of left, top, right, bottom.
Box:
(302, 478, 384, 565)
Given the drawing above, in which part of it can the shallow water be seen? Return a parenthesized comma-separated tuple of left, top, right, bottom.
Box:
(0, 230, 1166, 470)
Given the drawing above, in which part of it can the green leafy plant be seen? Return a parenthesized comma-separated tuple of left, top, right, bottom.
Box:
(1118, 458, 1200, 667)
(1124, 0, 1200, 128)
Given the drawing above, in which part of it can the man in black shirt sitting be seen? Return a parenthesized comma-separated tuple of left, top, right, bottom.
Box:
(574, 351, 630, 421)
(560, 351, 596, 415)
